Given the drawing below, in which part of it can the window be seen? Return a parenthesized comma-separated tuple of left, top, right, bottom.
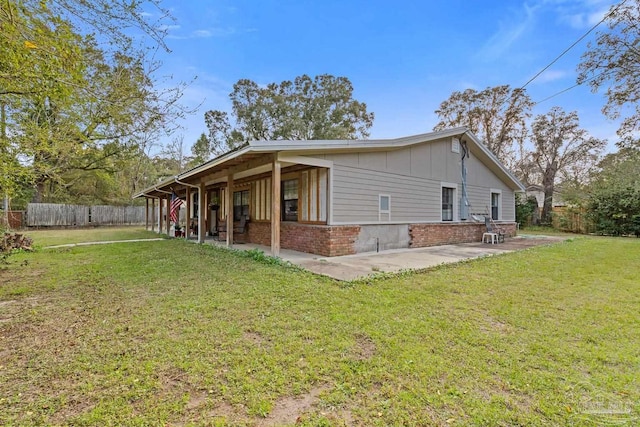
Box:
(379, 194, 390, 221)
(442, 187, 454, 221)
(282, 179, 298, 221)
(233, 190, 249, 221)
(491, 191, 501, 220)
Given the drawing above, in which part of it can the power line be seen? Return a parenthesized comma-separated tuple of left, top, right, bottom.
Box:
(533, 70, 610, 105)
(520, 0, 627, 90)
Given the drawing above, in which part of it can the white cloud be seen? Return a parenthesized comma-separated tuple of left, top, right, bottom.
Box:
(532, 69, 569, 84)
(192, 29, 212, 38)
(166, 27, 256, 40)
(477, 4, 539, 61)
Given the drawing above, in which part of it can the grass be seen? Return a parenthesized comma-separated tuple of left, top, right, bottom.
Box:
(0, 230, 638, 426)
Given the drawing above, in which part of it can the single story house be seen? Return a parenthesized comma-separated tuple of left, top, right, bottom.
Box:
(134, 127, 525, 256)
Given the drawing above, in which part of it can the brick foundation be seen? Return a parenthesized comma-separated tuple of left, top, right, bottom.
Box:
(409, 222, 517, 248)
(246, 221, 360, 256)
(246, 221, 517, 256)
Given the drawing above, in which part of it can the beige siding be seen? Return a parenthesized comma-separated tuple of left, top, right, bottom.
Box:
(332, 164, 442, 223)
(307, 138, 518, 223)
(465, 154, 516, 221)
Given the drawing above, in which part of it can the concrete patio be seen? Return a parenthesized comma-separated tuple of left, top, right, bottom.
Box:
(193, 234, 567, 281)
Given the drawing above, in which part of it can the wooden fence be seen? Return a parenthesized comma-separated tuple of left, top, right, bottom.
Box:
(26, 203, 148, 227)
(552, 206, 595, 234)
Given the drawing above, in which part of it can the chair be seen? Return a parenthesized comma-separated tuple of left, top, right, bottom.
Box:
(215, 220, 226, 241)
(483, 216, 505, 244)
(215, 217, 248, 243)
(233, 216, 248, 243)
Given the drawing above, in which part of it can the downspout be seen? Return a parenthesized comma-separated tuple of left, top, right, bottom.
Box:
(460, 133, 470, 221)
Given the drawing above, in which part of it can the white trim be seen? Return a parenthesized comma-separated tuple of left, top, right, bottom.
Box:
(379, 194, 391, 222)
(327, 167, 334, 225)
(490, 188, 502, 221)
(440, 182, 458, 222)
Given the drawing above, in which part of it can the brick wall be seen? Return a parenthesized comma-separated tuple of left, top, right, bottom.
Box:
(247, 220, 517, 255)
(245, 221, 360, 256)
(409, 222, 517, 248)
(2, 211, 25, 229)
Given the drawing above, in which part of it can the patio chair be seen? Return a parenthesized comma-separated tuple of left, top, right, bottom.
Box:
(233, 216, 248, 243)
(483, 216, 505, 244)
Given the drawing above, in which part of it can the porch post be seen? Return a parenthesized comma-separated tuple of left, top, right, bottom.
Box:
(145, 198, 149, 230)
(158, 195, 164, 234)
(165, 196, 171, 236)
(151, 198, 155, 232)
(226, 173, 234, 246)
(185, 187, 191, 239)
(198, 181, 206, 243)
(271, 156, 281, 256)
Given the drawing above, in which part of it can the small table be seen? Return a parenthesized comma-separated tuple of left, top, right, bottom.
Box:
(482, 232, 499, 244)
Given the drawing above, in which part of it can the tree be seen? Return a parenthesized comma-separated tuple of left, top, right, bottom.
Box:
(1, 0, 186, 205)
(530, 107, 605, 224)
(191, 133, 213, 165)
(202, 74, 374, 154)
(434, 85, 534, 167)
(587, 149, 640, 235)
(578, 0, 640, 148)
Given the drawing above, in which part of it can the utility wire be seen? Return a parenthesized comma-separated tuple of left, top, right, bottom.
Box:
(520, 0, 627, 90)
(533, 70, 610, 105)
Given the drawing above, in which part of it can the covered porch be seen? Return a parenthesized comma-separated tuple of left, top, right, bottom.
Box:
(136, 151, 333, 257)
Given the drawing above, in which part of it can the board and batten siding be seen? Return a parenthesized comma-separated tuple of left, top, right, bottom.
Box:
(464, 154, 516, 220)
(308, 137, 517, 224)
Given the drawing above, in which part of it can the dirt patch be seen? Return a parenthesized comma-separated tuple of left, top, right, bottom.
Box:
(500, 236, 567, 250)
(480, 316, 514, 335)
(256, 385, 329, 427)
(244, 330, 270, 348)
(353, 333, 376, 360)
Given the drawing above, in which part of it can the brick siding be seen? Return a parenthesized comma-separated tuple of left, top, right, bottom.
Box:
(246, 220, 517, 256)
(409, 222, 517, 248)
(246, 221, 360, 256)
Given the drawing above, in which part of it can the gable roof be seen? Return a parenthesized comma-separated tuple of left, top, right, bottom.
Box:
(134, 127, 525, 198)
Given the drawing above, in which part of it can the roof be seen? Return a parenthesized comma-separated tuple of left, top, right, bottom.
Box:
(133, 127, 525, 198)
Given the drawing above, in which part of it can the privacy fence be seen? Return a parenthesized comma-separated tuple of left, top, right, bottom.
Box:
(26, 203, 149, 227)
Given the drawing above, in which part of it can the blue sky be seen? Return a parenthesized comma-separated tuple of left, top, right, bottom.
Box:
(149, 0, 619, 152)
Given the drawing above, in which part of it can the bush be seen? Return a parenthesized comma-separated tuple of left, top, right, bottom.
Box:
(516, 194, 538, 227)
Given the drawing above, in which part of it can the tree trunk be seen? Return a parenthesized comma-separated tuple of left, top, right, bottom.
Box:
(541, 163, 557, 225)
(32, 180, 46, 203)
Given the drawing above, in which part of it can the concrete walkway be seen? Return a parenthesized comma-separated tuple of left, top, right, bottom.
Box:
(201, 234, 567, 281)
(44, 238, 166, 249)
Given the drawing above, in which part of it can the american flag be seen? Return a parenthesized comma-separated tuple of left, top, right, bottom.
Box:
(170, 192, 183, 223)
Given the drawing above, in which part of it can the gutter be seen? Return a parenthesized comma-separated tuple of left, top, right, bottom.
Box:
(175, 177, 200, 189)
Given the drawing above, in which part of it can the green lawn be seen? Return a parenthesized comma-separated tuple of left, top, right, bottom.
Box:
(1, 231, 638, 426)
(22, 226, 164, 247)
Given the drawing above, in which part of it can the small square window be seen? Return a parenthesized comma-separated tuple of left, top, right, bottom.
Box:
(380, 195, 390, 212)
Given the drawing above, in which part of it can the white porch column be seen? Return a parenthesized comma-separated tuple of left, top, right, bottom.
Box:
(271, 157, 281, 256)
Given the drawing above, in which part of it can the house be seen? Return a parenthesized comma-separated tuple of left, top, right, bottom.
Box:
(525, 184, 567, 209)
(134, 127, 525, 256)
